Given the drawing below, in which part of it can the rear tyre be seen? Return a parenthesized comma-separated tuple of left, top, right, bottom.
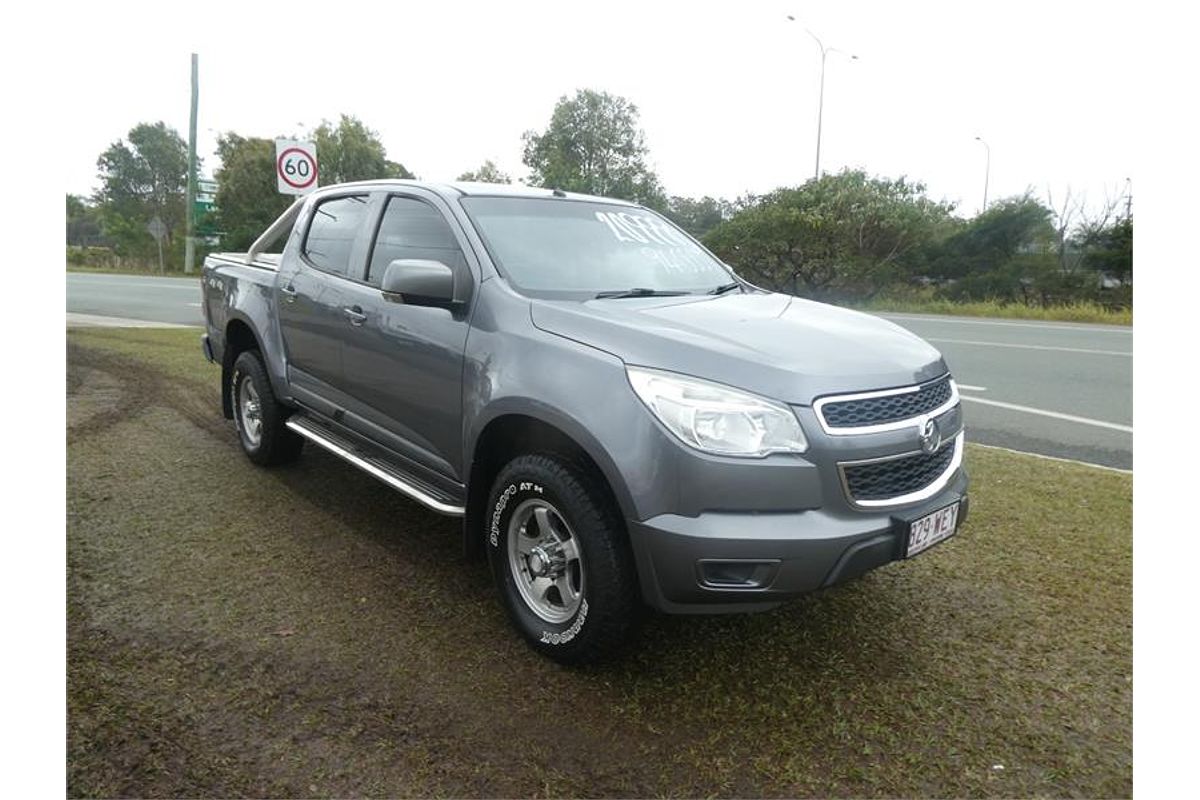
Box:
(231, 350, 303, 466)
(486, 453, 638, 664)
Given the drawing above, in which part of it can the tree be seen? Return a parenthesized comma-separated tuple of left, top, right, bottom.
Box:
(457, 160, 511, 184)
(927, 193, 1057, 303)
(664, 196, 732, 239)
(311, 115, 413, 184)
(522, 89, 665, 208)
(704, 170, 954, 299)
(66, 194, 104, 247)
(1080, 216, 1133, 286)
(94, 121, 190, 257)
(212, 134, 297, 251)
(1045, 185, 1083, 272)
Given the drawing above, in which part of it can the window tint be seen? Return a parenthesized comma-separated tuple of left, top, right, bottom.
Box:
(368, 196, 466, 285)
(303, 195, 370, 276)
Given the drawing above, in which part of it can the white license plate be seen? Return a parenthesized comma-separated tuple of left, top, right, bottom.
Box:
(907, 502, 960, 558)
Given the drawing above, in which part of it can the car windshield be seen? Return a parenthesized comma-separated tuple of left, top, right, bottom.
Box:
(460, 197, 733, 296)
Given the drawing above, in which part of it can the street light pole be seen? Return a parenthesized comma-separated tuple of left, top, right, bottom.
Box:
(787, 17, 856, 180)
(813, 38, 827, 180)
(974, 135, 990, 211)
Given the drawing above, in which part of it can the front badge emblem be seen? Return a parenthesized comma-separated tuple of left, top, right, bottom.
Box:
(919, 419, 942, 454)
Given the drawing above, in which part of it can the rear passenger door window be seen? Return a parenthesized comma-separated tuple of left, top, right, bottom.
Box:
(303, 194, 370, 277)
(367, 196, 466, 286)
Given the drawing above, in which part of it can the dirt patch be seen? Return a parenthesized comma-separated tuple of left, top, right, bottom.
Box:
(67, 335, 693, 797)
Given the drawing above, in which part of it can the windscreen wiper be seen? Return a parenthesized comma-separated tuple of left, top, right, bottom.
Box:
(708, 281, 743, 295)
(593, 288, 692, 299)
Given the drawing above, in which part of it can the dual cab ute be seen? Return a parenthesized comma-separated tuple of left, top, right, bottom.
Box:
(201, 180, 968, 663)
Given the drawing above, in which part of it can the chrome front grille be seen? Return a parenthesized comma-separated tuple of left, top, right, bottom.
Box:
(837, 433, 964, 508)
(815, 375, 958, 435)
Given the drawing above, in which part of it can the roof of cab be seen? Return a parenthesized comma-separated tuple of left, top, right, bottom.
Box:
(306, 179, 641, 207)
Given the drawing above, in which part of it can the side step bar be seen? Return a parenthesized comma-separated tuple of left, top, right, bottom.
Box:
(286, 415, 465, 517)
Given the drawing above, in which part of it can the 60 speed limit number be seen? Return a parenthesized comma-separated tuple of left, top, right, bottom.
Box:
(275, 139, 318, 195)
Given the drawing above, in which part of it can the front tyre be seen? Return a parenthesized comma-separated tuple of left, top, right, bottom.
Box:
(231, 350, 303, 466)
(486, 454, 638, 664)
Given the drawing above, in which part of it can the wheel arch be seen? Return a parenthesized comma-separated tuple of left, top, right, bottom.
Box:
(221, 315, 266, 419)
(462, 405, 637, 563)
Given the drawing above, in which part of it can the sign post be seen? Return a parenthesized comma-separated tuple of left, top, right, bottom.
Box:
(275, 139, 319, 195)
(185, 53, 199, 273)
(146, 217, 168, 274)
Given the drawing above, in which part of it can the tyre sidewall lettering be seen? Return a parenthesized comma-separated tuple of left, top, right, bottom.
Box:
(489, 480, 544, 548)
(540, 598, 588, 645)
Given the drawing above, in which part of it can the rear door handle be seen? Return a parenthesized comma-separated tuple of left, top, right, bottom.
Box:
(343, 305, 367, 326)
(280, 284, 297, 303)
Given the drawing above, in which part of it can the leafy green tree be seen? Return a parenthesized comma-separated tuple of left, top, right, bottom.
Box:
(457, 160, 511, 184)
(928, 194, 1057, 302)
(522, 89, 665, 208)
(665, 196, 732, 239)
(212, 134, 296, 251)
(704, 170, 954, 299)
(1080, 216, 1133, 285)
(66, 194, 104, 246)
(94, 121, 190, 257)
(312, 115, 413, 184)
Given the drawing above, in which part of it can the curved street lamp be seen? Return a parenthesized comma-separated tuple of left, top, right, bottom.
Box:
(787, 16, 857, 180)
(974, 136, 991, 211)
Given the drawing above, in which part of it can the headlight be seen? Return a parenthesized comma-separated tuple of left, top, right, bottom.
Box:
(626, 366, 807, 457)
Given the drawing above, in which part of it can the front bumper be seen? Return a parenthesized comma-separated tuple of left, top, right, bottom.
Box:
(629, 469, 968, 613)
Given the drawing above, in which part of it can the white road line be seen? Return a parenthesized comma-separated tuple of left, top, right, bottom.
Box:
(187, 302, 202, 307)
(878, 312, 1132, 333)
(956, 384, 987, 391)
(968, 442, 1132, 474)
(961, 395, 1132, 433)
(928, 337, 1132, 356)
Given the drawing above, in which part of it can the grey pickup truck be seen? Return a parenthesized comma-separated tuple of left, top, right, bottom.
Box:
(201, 180, 968, 663)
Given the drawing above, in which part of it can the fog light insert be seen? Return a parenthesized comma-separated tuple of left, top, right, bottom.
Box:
(697, 559, 781, 590)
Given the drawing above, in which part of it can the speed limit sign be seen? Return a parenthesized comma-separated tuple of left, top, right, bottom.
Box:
(275, 139, 318, 195)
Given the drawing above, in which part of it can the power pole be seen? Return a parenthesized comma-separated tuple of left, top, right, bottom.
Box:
(184, 53, 199, 274)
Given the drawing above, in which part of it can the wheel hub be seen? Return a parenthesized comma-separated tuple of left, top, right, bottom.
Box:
(506, 499, 584, 624)
(238, 375, 264, 447)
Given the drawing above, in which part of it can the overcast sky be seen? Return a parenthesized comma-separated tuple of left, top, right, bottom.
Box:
(63, 0, 1133, 218)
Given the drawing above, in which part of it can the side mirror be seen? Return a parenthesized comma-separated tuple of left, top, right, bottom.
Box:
(381, 259, 458, 308)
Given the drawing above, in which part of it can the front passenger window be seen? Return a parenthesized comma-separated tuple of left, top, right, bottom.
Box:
(367, 196, 466, 285)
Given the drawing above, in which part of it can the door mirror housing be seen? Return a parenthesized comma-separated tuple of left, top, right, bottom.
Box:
(381, 259, 459, 308)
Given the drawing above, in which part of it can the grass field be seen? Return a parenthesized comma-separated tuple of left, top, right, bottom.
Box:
(67, 327, 1132, 798)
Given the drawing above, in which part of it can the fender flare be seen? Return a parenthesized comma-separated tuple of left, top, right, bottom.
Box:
(467, 398, 639, 521)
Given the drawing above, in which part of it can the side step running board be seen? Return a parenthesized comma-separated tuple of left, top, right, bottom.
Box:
(286, 416, 465, 517)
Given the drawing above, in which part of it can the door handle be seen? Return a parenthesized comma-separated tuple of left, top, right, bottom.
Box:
(343, 305, 367, 326)
(280, 284, 298, 303)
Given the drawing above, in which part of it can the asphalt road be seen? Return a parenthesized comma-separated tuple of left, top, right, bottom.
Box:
(65, 272, 1133, 469)
(876, 313, 1132, 470)
(67, 272, 203, 326)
